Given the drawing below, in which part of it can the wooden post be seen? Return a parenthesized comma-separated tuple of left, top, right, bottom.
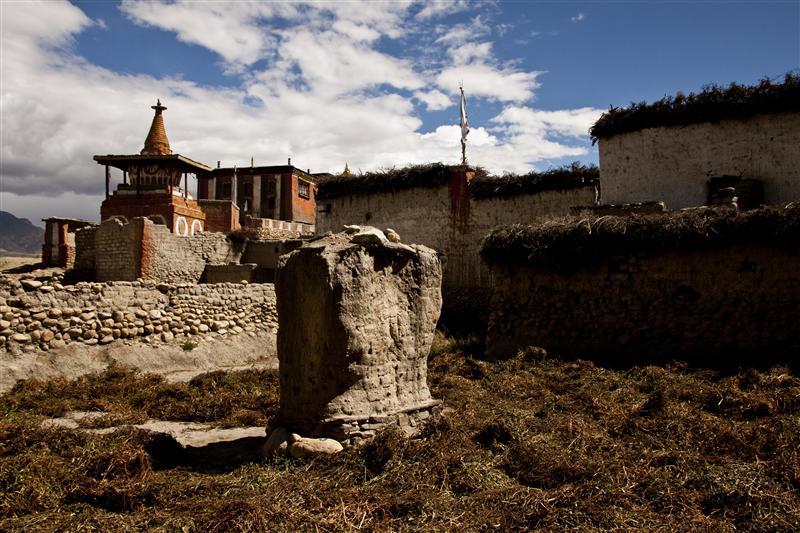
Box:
(105, 165, 110, 199)
(123, 170, 128, 185)
(184, 172, 188, 199)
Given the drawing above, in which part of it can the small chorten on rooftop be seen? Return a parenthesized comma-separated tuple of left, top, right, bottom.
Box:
(141, 99, 172, 155)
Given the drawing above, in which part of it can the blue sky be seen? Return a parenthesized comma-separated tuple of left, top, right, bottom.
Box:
(1, 0, 798, 224)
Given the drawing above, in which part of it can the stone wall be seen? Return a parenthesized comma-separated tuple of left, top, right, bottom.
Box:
(485, 244, 800, 361)
(316, 176, 596, 320)
(599, 111, 800, 209)
(0, 277, 277, 354)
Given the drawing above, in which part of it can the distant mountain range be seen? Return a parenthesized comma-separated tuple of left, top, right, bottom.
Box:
(0, 211, 43, 256)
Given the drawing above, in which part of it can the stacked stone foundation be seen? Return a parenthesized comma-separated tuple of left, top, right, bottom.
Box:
(312, 400, 442, 445)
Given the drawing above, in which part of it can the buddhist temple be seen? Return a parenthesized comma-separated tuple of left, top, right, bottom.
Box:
(94, 100, 210, 236)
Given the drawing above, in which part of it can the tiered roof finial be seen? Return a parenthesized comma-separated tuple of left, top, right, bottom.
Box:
(141, 99, 172, 155)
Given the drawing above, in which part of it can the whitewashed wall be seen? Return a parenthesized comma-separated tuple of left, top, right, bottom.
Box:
(599, 111, 800, 209)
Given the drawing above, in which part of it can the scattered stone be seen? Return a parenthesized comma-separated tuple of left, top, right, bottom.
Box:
(20, 280, 43, 291)
(350, 227, 389, 246)
(262, 427, 290, 458)
(288, 435, 344, 459)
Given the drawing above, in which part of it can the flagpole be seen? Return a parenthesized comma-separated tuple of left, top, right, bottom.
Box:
(459, 84, 469, 167)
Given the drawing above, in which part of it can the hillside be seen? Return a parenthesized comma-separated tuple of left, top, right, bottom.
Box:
(0, 211, 42, 256)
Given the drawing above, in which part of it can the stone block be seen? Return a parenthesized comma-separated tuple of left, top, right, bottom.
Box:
(276, 227, 442, 439)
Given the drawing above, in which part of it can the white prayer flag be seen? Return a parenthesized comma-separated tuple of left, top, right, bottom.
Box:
(460, 85, 469, 143)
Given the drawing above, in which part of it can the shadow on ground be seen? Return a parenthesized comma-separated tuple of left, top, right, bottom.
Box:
(146, 433, 266, 474)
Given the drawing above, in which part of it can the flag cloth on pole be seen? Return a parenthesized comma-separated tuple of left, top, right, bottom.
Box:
(460, 86, 469, 143)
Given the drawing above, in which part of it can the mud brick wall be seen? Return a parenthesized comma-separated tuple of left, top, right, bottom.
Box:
(183, 231, 243, 265)
(140, 224, 207, 284)
(446, 187, 597, 317)
(240, 239, 305, 282)
(600, 111, 800, 209)
(485, 244, 800, 360)
(199, 199, 240, 233)
(203, 264, 256, 283)
(316, 176, 596, 322)
(73, 227, 96, 272)
(94, 218, 143, 281)
(77, 218, 242, 284)
(245, 217, 315, 239)
(0, 279, 277, 354)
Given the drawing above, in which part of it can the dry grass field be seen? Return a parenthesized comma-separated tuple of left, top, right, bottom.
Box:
(1, 335, 798, 531)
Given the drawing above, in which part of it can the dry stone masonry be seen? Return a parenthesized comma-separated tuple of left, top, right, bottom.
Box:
(271, 226, 442, 450)
(0, 272, 277, 354)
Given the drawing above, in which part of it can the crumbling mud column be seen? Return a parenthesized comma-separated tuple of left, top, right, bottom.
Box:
(275, 227, 442, 445)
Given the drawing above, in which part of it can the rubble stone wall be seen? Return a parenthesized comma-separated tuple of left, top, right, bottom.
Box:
(0, 278, 277, 354)
(485, 244, 800, 360)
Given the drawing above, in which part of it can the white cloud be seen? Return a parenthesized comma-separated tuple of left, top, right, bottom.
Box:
(571, 13, 586, 23)
(120, 1, 292, 66)
(437, 64, 542, 102)
(447, 41, 494, 65)
(414, 89, 454, 111)
(492, 107, 604, 138)
(435, 16, 490, 46)
(332, 19, 382, 42)
(416, 0, 471, 20)
(1, 1, 600, 224)
(277, 30, 423, 95)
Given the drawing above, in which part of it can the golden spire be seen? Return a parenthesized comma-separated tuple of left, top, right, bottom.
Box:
(342, 162, 351, 176)
(141, 99, 172, 155)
